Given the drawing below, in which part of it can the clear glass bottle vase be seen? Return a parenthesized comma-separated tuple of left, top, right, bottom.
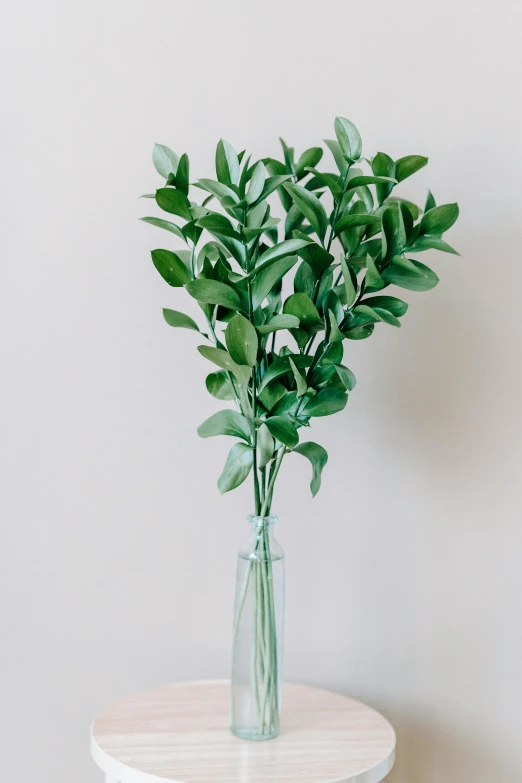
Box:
(230, 514, 285, 741)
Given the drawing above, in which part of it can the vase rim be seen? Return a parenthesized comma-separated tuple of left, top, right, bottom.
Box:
(247, 513, 278, 526)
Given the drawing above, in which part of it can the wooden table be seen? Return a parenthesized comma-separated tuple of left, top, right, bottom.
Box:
(91, 680, 395, 783)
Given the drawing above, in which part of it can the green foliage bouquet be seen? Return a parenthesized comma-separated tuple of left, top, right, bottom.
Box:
(142, 116, 459, 739)
(142, 116, 459, 515)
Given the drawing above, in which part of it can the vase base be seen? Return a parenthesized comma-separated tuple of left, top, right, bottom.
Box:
(230, 725, 279, 741)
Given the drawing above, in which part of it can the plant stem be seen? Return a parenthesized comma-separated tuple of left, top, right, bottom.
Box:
(247, 246, 261, 514)
(326, 165, 352, 253)
(261, 447, 286, 516)
(251, 362, 261, 516)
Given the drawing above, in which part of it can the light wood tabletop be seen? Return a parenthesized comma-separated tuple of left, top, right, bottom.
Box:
(91, 680, 395, 783)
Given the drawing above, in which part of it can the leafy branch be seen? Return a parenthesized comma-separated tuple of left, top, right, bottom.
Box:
(142, 117, 460, 512)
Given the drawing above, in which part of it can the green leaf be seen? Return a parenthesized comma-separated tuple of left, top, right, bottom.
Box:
(386, 196, 421, 221)
(371, 152, 396, 203)
(381, 205, 402, 262)
(343, 324, 375, 340)
(196, 213, 241, 240)
(293, 442, 328, 496)
(265, 416, 299, 448)
(328, 310, 344, 343)
(283, 183, 328, 242)
(340, 256, 357, 308)
(334, 117, 362, 161)
(175, 153, 190, 195)
(382, 258, 439, 291)
(257, 423, 275, 468)
(258, 354, 313, 392)
(185, 279, 242, 310)
(256, 314, 300, 334)
(425, 190, 436, 212)
(322, 342, 344, 365)
(289, 357, 307, 396)
(162, 308, 200, 331)
(283, 293, 323, 332)
(296, 241, 334, 278)
(153, 143, 179, 179)
(256, 238, 311, 270)
(206, 371, 235, 400)
(252, 254, 298, 310)
(407, 235, 459, 255)
(335, 364, 356, 391)
(303, 388, 348, 417)
(295, 147, 323, 179)
(373, 306, 401, 327)
(225, 313, 258, 367)
(198, 409, 251, 441)
(151, 249, 191, 286)
(354, 304, 401, 327)
(395, 155, 428, 182)
(196, 215, 245, 267)
(419, 203, 459, 235)
(197, 178, 239, 204)
(294, 260, 315, 298)
(259, 380, 286, 411)
(364, 254, 385, 292)
(216, 139, 240, 186)
(347, 175, 397, 188)
(198, 345, 251, 385)
(334, 213, 380, 235)
(303, 168, 342, 198)
(397, 201, 414, 245)
(324, 139, 348, 174)
(256, 174, 292, 202)
(140, 217, 186, 242)
(245, 161, 266, 205)
(155, 188, 192, 220)
(360, 295, 408, 317)
(217, 442, 253, 493)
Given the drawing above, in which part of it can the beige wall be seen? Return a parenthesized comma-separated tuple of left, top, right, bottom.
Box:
(2, 0, 522, 780)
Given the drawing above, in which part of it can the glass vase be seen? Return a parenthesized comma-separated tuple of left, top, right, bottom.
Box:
(230, 514, 285, 741)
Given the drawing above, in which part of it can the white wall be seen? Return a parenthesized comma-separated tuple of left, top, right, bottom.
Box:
(2, 1, 522, 780)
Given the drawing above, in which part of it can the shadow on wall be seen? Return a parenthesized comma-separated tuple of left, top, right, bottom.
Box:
(353, 233, 516, 494)
(389, 712, 508, 782)
(323, 234, 522, 782)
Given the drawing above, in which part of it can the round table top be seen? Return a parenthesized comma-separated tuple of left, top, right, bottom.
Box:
(91, 680, 395, 783)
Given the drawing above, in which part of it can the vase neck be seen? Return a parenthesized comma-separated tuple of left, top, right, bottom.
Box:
(247, 514, 278, 531)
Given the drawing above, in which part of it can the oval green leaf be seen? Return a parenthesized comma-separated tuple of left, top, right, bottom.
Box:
(225, 314, 258, 367)
(197, 345, 251, 385)
(334, 117, 362, 161)
(151, 249, 191, 287)
(303, 388, 348, 417)
(162, 308, 200, 331)
(256, 314, 300, 334)
(419, 203, 459, 235)
(155, 188, 192, 220)
(293, 442, 328, 496)
(197, 410, 251, 442)
(152, 143, 179, 179)
(265, 416, 299, 449)
(217, 442, 253, 494)
(185, 279, 242, 310)
(382, 259, 439, 292)
(206, 371, 236, 401)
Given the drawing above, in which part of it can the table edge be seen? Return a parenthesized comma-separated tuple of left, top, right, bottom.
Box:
(90, 681, 396, 783)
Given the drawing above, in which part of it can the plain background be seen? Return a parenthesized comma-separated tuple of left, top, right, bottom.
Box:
(2, 1, 522, 781)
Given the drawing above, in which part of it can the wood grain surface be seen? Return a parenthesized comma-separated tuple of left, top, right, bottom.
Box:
(91, 680, 395, 783)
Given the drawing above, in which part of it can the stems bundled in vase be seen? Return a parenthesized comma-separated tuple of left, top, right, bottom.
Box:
(142, 116, 459, 739)
(231, 515, 283, 739)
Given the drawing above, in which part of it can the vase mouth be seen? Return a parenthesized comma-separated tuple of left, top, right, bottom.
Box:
(247, 514, 278, 527)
